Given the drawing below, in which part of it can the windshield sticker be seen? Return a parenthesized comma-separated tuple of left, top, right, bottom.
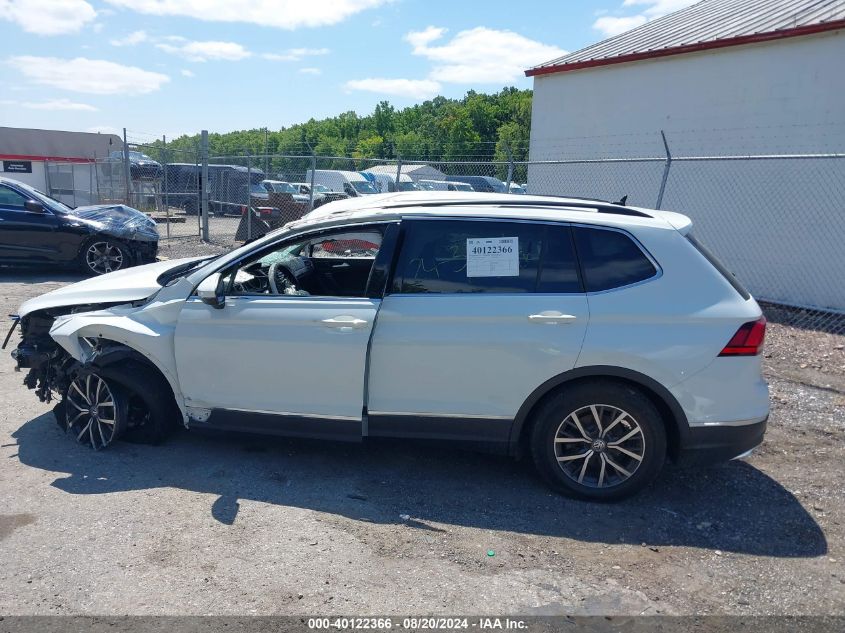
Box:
(466, 237, 519, 277)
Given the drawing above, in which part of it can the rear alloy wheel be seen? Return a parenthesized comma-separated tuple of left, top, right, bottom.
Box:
(530, 381, 666, 501)
(82, 239, 129, 275)
(64, 374, 126, 450)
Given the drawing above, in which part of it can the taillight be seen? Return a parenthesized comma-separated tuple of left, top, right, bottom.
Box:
(719, 316, 766, 356)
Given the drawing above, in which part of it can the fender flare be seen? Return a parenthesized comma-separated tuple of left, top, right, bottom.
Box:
(507, 365, 690, 457)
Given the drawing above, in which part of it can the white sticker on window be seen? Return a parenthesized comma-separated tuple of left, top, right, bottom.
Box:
(466, 237, 519, 277)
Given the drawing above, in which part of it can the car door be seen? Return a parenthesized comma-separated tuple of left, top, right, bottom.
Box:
(0, 184, 62, 262)
(173, 223, 395, 440)
(366, 218, 589, 446)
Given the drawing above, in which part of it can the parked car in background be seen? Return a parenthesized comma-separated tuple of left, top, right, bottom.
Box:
(361, 171, 421, 193)
(445, 175, 507, 193)
(292, 182, 349, 206)
(508, 182, 527, 194)
(305, 170, 379, 197)
(108, 150, 163, 180)
(261, 180, 311, 204)
(419, 179, 474, 191)
(10, 191, 768, 502)
(0, 177, 158, 275)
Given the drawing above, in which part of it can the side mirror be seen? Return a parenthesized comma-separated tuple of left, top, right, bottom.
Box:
(197, 273, 225, 309)
(24, 200, 46, 213)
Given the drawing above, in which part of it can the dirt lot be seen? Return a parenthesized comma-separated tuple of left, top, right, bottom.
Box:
(0, 264, 842, 616)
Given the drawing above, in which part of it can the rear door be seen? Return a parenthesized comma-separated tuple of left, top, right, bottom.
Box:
(366, 218, 589, 445)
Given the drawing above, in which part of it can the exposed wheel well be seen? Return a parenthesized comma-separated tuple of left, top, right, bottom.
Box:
(89, 339, 178, 402)
(512, 370, 684, 462)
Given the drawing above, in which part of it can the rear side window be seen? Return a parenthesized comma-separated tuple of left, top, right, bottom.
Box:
(0, 185, 27, 210)
(393, 220, 543, 294)
(687, 234, 750, 300)
(573, 226, 657, 292)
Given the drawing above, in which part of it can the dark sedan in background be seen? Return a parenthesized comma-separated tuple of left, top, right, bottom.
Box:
(0, 177, 158, 276)
(108, 150, 163, 180)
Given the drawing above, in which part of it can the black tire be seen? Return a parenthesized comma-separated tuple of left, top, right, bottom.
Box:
(529, 380, 667, 501)
(78, 237, 132, 276)
(92, 361, 180, 445)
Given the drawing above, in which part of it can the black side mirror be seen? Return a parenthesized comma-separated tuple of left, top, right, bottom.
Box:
(24, 200, 46, 213)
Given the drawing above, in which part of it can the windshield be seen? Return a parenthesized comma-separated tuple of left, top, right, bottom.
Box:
(12, 180, 74, 214)
(351, 181, 379, 194)
(129, 151, 153, 161)
(273, 182, 297, 193)
(313, 184, 330, 193)
(397, 181, 420, 191)
(250, 183, 267, 195)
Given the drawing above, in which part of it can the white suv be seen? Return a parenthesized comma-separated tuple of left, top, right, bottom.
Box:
(8, 192, 769, 500)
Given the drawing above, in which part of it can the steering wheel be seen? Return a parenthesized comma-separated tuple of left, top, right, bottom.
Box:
(269, 261, 307, 295)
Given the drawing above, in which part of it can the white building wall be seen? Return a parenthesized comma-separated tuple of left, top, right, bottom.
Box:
(527, 31, 845, 311)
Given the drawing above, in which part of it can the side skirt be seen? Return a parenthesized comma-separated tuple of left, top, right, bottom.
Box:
(195, 409, 363, 442)
(368, 413, 513, 455)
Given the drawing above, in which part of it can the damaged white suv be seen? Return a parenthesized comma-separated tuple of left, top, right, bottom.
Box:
(7, 192, 769, 500)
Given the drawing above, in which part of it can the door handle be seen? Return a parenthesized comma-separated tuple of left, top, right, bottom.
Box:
(528, 312, 577, 324)
(321, 316, 368, 329)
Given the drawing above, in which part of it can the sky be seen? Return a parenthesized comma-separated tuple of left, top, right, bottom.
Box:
(0, 0, 696, 140)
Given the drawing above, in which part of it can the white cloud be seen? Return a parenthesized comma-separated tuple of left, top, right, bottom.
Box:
(0, 0, 96, 35)
(404, 26, 566, 83)
(299, 67, 322, 75)
(156, 40, 252, 62)
(104, 0, 390, 30)
(344, 78, 441, 100)
(8, 56, 170, 95)
(23, 98, 98, 111)
(593, 15, 648, 37)
(262, 48, 330, 62)
(181, 69, 195, 77)
(110, 30, 148, 46)
(594, 0, 698, 37)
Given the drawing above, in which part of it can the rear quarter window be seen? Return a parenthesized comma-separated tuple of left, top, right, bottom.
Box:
(573, 226, 657, 292)
(686, 234, 751, 300)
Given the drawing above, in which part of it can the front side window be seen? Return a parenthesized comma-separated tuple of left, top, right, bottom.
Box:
(392, 220, 544, 294)
(0, 185, 27, 210)
(573, 226, 657, 292)
(224, 225, 387, 298)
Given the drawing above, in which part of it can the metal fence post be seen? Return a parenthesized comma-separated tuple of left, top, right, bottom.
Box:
(122, 128, 131, 206)
(200, 130, 210, 242)
(246, 152, 252, 242)
(308, 146, 316, 211)
(656, 130, 672, 209)
(505, 143, 514, 193)
(395, 154, 402, 192)
(162, 135, 171, 242)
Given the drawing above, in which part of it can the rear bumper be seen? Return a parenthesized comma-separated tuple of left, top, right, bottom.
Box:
(677, 417, 767, 466)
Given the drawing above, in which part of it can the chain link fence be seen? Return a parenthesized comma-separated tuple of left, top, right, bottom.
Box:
(48, 128, 845, 334)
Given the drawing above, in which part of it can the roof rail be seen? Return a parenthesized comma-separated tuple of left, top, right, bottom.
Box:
(387, 198, 652, 218)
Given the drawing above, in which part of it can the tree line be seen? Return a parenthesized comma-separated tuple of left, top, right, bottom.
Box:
(150, 88, 532, 171)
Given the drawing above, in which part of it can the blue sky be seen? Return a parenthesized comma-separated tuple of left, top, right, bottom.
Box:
(0, 0, 694, 140)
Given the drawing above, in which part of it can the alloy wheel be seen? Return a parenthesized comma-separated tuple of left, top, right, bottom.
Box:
(86, 241, 124, 275)
(65, 374, 122, 450)
(553, 404, 645, 488)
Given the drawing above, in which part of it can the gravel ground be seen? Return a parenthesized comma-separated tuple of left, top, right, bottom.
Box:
(0, 265, 842, 616)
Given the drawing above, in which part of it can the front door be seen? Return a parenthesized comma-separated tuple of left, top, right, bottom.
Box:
(174, 224, 390, 439)
(0, 184, 61, 262)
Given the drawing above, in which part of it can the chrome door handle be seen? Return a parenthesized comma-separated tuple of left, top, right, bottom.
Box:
(528, 312, 577, 324)
(321, 316, 368, 329)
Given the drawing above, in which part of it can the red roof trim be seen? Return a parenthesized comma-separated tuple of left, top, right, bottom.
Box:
(526, 19, 845, 77)
(0, 153, 95, 163)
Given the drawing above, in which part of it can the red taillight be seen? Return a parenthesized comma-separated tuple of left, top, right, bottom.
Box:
(719, 316, 766, 356)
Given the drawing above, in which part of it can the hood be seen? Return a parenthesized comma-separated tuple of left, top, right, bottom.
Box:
(17, 256, 205, 318)
(68, 204, 159, 242)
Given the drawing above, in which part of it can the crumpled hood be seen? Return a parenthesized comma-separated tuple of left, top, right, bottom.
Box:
(17, 257, 205, 318)
(67, 204, 159, 242)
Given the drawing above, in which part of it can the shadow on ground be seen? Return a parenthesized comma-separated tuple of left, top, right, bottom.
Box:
(12, 412, 826, 558)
